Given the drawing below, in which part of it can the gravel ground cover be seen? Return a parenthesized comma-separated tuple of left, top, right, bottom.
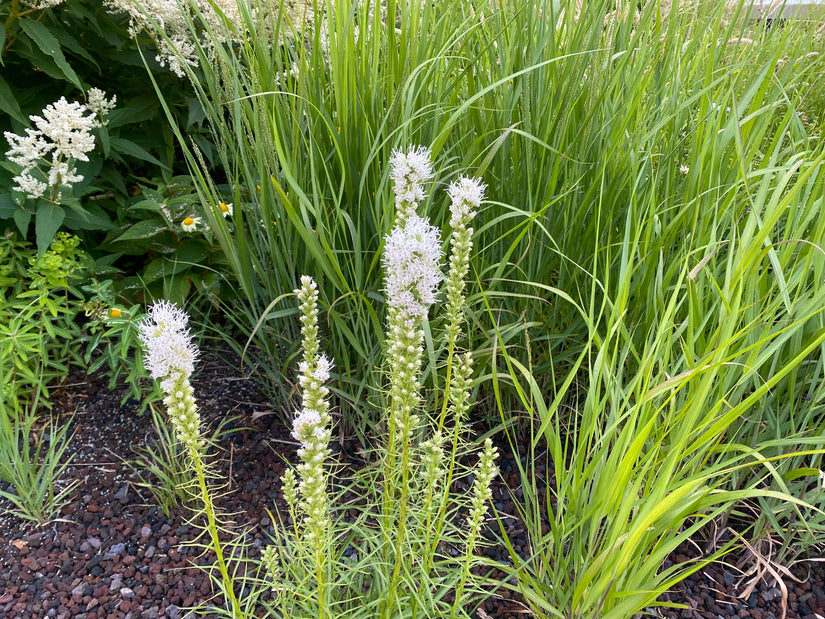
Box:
(1, 352, 823, 619)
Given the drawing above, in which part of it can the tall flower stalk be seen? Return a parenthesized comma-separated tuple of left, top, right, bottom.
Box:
(381, 147, 443, 613)
(262, 276, 334, 617)
(137, 301, 242, 618)
(291, 275, 333, 618)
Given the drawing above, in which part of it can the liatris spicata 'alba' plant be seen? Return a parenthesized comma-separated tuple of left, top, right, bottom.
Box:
(137, 301, 242, 618)
(263, 146, 497, 619)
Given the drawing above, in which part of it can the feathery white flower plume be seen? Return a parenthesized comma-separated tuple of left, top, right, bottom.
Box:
(383, 214, 443, 318)
(448, 176, 485, 229)
(137, 300, 197, 381)
(390, 146, 433, 221)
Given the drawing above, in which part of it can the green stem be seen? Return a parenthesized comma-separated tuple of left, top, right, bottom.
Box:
(425, 409, 462, 573)
(316, 541, 325, 619)
(190, 448, 243, 618)
(385, 418, 411, 617)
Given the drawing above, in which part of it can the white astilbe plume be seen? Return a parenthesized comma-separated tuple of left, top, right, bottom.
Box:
(22, 0, 65, 7)
(383, 215, 443, 319)
(4, 96, 105, 200)
(31, 98, 97, 160)
(390, 146, 433, 223)
(85, 88, 117, 124)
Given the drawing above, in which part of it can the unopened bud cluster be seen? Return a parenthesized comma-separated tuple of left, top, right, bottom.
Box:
(445, 177, 485, 348)
(290, 276, 333, 545)
(466, 439, 499, 551)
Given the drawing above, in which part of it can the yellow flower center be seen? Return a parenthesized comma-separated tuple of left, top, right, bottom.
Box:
(220, 203, 229, 212)
(109, 308, 122, 318)
(183, 217, 194, 226)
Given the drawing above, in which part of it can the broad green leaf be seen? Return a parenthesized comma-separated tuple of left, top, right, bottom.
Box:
(166, 274, 192, 306)
(18, 19, 83, 90)
(50, 25, 98, 69)
(0, 194, 18, 219)
(35, 202, 65, 257)
(0, 75, 27, 125)
(106, 98, 159, 129)
(142, 257, 166, 283)
(13, 207, 32, 237)
(185, 97, 206, 129)
(62, 203, 115, 231)
(172, 241, 209, 266)
(112, 219, 170, 243)
(109, 137, 169, 170)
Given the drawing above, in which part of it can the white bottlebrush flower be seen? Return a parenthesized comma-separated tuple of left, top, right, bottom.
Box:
(138, 300, 204, 453)
(137, 300, 197, 381)
(447, 176, 485, 229)
(383, 214, 443, 318)
(181, 216, 202, 232)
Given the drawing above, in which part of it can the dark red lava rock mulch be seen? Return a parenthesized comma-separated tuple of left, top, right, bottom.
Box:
(1, 351, 823, 619)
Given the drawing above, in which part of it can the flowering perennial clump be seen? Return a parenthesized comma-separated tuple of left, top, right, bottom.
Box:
(4, 92, 115, 201)
(104, 0, 315, 77)
(259, 145, 497, 617)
